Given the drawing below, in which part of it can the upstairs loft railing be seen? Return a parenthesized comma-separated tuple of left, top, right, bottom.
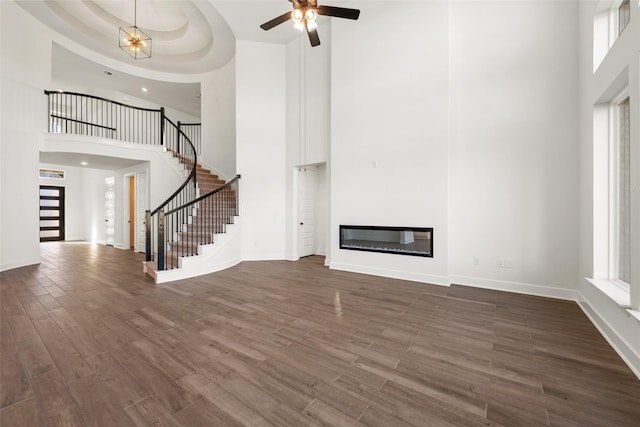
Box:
(45, 90, 163, 144)
(44, 90, 198, 266)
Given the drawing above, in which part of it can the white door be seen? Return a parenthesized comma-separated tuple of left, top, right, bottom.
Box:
(297, 168, 316, 257)
(105, 177, 115, 246)
(135, 170, 148, 252)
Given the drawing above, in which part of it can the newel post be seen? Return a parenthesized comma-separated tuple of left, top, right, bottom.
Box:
(145, 210, 151, 261)
(177, 121, 181, 155)
(160, 107, 165, 146)
(157, 211, 165, 271)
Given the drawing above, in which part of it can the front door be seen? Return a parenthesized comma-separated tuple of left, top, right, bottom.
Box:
(39, 186, 65, 242)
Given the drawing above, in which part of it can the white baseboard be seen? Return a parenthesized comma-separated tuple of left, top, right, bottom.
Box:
(0, 257, 41, 272)
(242, 253, 286, 261)
(329, 262, 450, 286)
(577, 293, 640, 379)
(449, 275, 578, 301)
(156, 256, 242, 284)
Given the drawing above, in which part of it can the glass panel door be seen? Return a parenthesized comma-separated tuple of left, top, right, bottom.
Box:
(39, 186, 65, 242)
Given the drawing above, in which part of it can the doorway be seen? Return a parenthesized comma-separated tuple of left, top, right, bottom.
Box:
(105, 177, 115, 246)
(39, 185, 65, 242)
(135, 170, 148, 252)
(297, 168, 317, 257)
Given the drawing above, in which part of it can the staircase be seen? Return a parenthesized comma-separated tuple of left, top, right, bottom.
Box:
(143, 150, 241, 283)
(45, 90, 242, 284)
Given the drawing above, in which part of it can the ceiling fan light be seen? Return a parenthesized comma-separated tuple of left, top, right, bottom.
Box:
(306, 19, 318, 31)
(292, 9, 303, 23)
(294, 21, 305, 32)
(305, 9, 317, 22)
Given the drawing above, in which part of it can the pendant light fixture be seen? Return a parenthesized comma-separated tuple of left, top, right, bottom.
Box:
(119, 0, 152, 59)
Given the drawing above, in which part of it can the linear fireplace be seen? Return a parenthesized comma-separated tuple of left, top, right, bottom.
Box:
(339, 225, 433, 257)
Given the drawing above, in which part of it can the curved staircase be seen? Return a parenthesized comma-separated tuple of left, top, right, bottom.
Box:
(45, 90, 241, 284)
(143, 150, 241, 283)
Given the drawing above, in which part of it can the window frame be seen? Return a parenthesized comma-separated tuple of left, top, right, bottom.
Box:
(609, 90, 631, 293)
(617, 0, 631, 36)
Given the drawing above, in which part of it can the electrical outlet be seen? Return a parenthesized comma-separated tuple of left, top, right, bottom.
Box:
(474, 257, 480, 265)
(497, 258, 504, 268)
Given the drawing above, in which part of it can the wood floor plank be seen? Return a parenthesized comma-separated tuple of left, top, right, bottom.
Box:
(174, 397, 240, 426)
(1, 242, 638, 426)
(302, 398, 362, 426)
(0, 353, 33, 409)
(179, 373, 276, 427)
(85, 352, 149, 408)
(333, 375, 461, 427)
(130, 338, 194, 381)
(353, 358, 486, 416)
(0, 321, 17, 357)
(67, 374, 135, 426)
(118, 356, 197, 414)
(29, 370, 88, 426)
(217, 355, 315, 412)
(0, 398, 43, 427)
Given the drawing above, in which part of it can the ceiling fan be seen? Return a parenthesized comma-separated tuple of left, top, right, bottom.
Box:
(260, 0, 360, 47)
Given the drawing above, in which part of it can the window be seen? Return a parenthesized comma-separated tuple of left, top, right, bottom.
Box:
(593, 0, 633, 71)
(39, 168, 65, 179)
(618, 0, 630, 36)
(590, 85, 633, 306)
(613, 96, 631, 288)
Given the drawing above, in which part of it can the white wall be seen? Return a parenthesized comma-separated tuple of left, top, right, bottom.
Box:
(201, 58, 236, 180)
(1, 2, 52, 271)
(329, 1, 450, 285)
(236, 41, 287, 260)
(448, 0, 580, 298)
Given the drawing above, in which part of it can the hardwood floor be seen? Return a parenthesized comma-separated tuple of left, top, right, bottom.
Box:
(1, 242, 639, 426)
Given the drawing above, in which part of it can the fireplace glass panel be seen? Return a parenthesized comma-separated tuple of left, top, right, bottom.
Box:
(339, 225, 433, 257)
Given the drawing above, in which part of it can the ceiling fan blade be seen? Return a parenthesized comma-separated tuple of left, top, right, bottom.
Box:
(307, 27, 321, 47)
(316, 5, 360, 20)
(260, 11, 292, 30)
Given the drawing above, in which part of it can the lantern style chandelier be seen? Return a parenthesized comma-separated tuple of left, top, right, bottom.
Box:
(119, 0, 151, 59)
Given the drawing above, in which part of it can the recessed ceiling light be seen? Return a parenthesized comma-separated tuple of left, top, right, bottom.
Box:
(141, 87, 148, 92)
(80, 161, 88, 166)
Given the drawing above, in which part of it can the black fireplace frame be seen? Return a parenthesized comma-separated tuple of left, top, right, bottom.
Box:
(339, 225, 433, 257)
